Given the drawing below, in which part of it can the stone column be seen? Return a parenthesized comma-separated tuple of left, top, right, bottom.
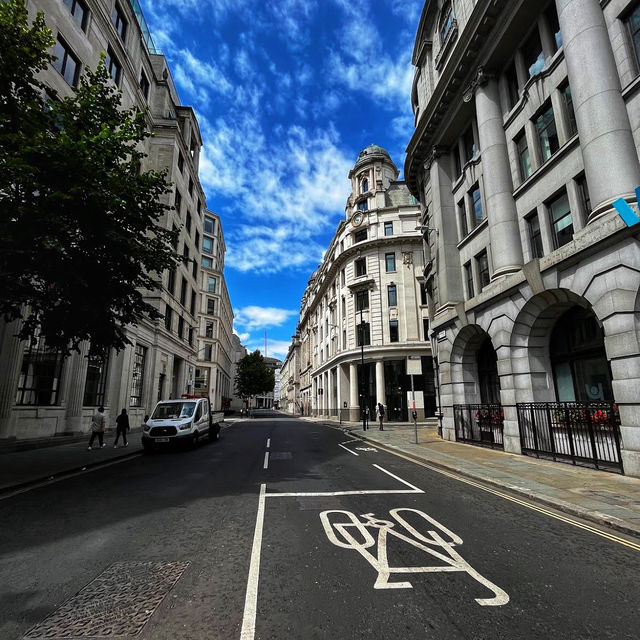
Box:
(556, 0, 640, 216)
(0, 320, 25, 439)
(473, 70, 523, 278)
(375, 360, 385, 407)
(349, 362, 359, 421)
(64, 341, 90, 433)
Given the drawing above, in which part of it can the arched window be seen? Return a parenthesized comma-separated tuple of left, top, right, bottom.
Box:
(550, 306, 612, 402)
(476, 337, 499, 404)
(439, 1, 454, 44)
(361, 177, 369, 193)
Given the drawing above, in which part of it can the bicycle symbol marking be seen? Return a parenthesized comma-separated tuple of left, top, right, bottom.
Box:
(354, 447, 377, 452)
(319, 508, 509, 606)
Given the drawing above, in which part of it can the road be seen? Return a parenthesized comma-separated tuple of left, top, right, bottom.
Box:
(1, 413, 639, 639)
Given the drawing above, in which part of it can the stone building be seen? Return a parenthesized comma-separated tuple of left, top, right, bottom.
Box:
(0, 0, 219, 440)
(253, 357, 282, 410)
(280, 334, 301, 415)
(405, 0, 640, 476)
(228, 334, 248, 413)
(296, 145, 436, 422)
(195, 210, 234, 411)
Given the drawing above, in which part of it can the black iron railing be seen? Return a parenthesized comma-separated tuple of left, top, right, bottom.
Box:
(453, 404, 504, 449)
(516, 402, 623, 473)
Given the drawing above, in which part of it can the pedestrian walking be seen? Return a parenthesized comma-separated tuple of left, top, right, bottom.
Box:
(113, 408, 130, 448)
(88, 406, 106, 450)
(377, 403, 385, 430)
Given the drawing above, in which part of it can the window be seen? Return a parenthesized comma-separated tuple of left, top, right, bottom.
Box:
(545, 3, 563, 52)
(207, 276, 216, 293)
(207, 297, 216, 315)
(355, 290, 369, 311)
(423, 318, 429, 341)
(204, 344, 213, 361)
(164, 305, 173, 331)
(452, 144, 462, 177)
(63, 0, 88, 31)
(357, 322, 371, 346)
(463, 126, 476, 163)
(457, 201, 468, 239)
(111, 3, 127, 40)
(202, 237, 213, 255)
(523, 27, 544, 77)
(384, 222, 393, 236)
(354, 229, 367, 243)
(192, 259, 198, 279)
(420, 282, 428, 305)
(190, 290, 196, 315)
(188, 327, 193, 346)
(194, 231, 200, 252)
(387, 284, 397, 307)
(53, 37, 80, 87)
(186, 211, 192, 234)
(362, 178, 369, 192)
(139, 69, 150, 99)
(549, 191, 573, 248)
(177, 152, 184, 173)
(628, 5, 640, 70)
(174, 190, 182, 215)
(535, 103, 559, 162)
(105, 47, 122, 86)
(167, 268, 176, 295)
(476, 251, 490, 291)
(180, 277, 187, 306)
(16, 337, 65, 405)
(515, 130, 532, 181)
(204, 216, 215, 234)
(202, 256, 213, 269)
(528, 213, 544, 258)
(188, 177, 194, 196)
(439, 1, 454, 44)
(464, 262, 474, 299)
(205, 321, 214, 338)
(385, 253, 396, 272)
(504, 60, 519, 110)
(577, 175, 591, 219)
(83, 350, 109, 406)
(470, 184, 483, 228)
(177, 316, 184, 339)
(130, 344, 146, 407)
(358, 200, 368, 212)
(182, 245, 189, 264)
(562, 83, 577, 138)
(389, 320, 399, 343)
(355, 258, 367, 277)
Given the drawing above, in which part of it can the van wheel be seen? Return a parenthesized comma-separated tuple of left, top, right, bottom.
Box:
(192, 432, 200, 448)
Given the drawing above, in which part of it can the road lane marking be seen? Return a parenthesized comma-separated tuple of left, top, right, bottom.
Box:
(373, 464, 423, 493)
(339, 444, 358, 456)
(380, 450, 640, 552)
(355, 447, 378, 452)
(263, 452, 269, 469)
(266, 438, 270, 449)
(240, 484, 266, 640)
(320, 508, 508, 605)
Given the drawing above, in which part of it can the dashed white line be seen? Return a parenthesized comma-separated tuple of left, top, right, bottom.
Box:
(240, 484, 266, 640)
(263, 452, 269, 469)
(266, 438, 270, 449)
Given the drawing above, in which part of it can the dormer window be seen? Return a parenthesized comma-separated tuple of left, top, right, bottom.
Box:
(361, 178, 369, 193)
(439, 1, 454, 44)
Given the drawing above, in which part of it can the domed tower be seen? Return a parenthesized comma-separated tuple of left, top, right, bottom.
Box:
(346, 144, 399, 223)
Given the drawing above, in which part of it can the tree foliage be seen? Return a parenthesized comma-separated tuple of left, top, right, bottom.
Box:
(234, 351, 275, 399)
(0, 0, 179, 354)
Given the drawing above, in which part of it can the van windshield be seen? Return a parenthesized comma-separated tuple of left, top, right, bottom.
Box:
(151, 402, 196, 420)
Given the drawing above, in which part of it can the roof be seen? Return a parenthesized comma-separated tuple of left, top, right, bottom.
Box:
(353, 144, 393, 169)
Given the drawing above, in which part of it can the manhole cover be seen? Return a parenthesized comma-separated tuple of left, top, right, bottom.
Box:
(24, 560, 189, 638)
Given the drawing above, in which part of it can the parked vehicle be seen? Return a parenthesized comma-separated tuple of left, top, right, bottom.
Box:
(142, 397, 222, 452)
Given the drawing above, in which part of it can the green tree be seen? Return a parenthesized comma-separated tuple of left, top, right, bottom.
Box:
(235, 351, 275, 406)
(0, 0, 179, 354)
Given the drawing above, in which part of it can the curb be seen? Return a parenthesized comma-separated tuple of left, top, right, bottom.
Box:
(323, 421, 640, 540)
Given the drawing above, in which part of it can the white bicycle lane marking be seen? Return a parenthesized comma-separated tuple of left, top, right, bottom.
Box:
(339, 438, 378, 456)
(320, 508, 509, 606)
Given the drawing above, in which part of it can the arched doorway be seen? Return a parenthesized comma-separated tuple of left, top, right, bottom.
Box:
(550, 306, 613, 402)
(477, 337, 500, 404)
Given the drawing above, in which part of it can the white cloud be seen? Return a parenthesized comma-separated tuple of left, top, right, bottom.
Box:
(235, 306, 299, 330)
(245, 338, 291, 360)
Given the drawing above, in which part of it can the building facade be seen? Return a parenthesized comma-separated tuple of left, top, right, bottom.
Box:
(253, 357, 282, 409)
(296, 145, 436, 422)
(0, 0, 222, 440)
(280, 334, 301, 414)
(228, 334, 248, 413)
(195, 210, 233, 411)
(405, 0, 640, 476)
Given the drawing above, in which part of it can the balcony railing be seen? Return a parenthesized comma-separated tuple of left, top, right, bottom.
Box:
(517, 402, 623, 473)
(453, 404, 504, 449)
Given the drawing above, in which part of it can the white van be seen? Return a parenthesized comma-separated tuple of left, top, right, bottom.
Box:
(142, 397, 222, 451)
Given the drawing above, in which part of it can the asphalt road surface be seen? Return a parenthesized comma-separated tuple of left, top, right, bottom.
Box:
(1, 413, 639, 639)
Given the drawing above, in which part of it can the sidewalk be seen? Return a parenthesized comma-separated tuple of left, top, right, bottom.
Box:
(311, 417, 640, 539)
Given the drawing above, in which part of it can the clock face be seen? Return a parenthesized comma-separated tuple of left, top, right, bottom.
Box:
(351, 212, 364, 227)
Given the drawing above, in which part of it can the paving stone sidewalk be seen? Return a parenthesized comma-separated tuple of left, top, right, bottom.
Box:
(309, 417, 640, 538)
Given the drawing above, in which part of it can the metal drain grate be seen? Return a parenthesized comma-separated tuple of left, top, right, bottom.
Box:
(24, 560, 190, 638)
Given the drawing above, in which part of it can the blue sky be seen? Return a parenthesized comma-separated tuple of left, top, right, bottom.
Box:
(139, 0, 424, 359)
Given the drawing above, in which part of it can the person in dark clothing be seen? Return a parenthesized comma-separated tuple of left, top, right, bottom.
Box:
(377, 403, 385, 430)
(88, 406, 106, 450)
(113, 409, 130, 448)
